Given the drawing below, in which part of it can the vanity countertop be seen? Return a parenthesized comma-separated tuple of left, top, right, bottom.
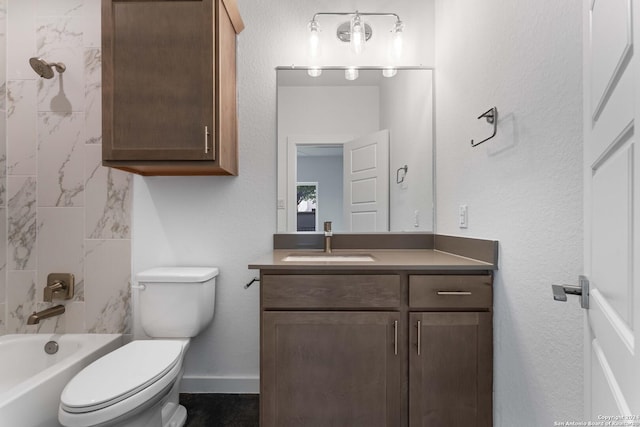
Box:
(249, 249, 497, 271)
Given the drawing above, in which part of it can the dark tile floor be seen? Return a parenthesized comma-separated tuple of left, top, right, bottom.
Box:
(180, 394, 259, 427)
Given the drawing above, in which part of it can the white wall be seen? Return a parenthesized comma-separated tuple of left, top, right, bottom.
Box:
(133, 0, 435, 393)
(434, 0, 584, 424)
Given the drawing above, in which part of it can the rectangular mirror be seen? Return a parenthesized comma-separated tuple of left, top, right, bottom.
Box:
(277, 67, 434, 233)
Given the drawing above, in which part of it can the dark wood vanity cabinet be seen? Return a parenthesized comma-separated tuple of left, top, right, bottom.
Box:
(101, 0, 244, 176)
(260, 272, 493, 427)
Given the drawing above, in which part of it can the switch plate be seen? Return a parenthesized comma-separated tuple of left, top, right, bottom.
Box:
(458, 205, 468, 228)
(277, 199, 285, 209)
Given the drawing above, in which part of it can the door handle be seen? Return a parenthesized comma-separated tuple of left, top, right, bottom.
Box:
(551, 275, 589, 309)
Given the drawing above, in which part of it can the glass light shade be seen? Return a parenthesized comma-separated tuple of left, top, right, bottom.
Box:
(308, 20, 320, 57)
(345, 68, 359, 81)
(382, 68, 397, 78)
(350, 15, 366, 54)
(307, 68, 322, 77)
(392, 20, 404, 59)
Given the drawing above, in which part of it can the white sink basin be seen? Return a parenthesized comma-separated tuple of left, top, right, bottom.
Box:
(282, 254, 375, 262)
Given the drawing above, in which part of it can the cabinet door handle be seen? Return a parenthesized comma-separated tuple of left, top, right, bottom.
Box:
(437, 291, 472, 296)
(204, 126, 210, 154)
(393, 320, 398, 355)
(417, 320, 421, 356)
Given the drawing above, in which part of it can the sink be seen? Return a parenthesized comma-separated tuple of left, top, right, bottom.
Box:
(282, 253, 375, 262)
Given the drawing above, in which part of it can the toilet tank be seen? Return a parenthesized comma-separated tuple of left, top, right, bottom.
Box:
(135, 267, 219, 338)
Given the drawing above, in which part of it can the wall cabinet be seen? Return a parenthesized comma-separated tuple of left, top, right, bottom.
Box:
(260, 272, 493, 427)
(101, 0, 244, 176)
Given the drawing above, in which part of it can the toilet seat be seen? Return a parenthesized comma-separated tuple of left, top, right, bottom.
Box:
(59, 340, 186, 426)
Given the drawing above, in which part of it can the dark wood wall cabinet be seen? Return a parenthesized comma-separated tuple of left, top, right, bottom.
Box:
(102, 0, 244, 176)
(259, 271, 493, 427)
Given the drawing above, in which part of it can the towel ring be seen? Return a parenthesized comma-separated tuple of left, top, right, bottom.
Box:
(471, 107, 498, 147)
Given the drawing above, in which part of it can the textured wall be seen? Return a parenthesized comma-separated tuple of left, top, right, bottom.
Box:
(434, 0, 584, 424)
(133, 0, 434, 392)
(0, 0, 131, 335)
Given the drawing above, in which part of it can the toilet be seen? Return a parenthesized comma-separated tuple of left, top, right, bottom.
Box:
(58, 267, 219, 427)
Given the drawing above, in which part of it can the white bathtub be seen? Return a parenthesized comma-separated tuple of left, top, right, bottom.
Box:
(0, 333, 123, 427)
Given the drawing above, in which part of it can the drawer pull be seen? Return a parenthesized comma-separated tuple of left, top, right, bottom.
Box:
(393, 320, 398, 355)
(417, 320, 421, 356)
(437, 291, 472, 296)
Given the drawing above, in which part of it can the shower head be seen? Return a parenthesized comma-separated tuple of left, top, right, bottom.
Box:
(29, 57, 66, 79)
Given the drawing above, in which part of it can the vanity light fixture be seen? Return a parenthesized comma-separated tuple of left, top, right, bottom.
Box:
(308, 11, 404, 57)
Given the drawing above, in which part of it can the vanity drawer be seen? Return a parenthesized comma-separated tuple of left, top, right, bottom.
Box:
(262, 274, 400, 309)
(409, 275, 492, 310)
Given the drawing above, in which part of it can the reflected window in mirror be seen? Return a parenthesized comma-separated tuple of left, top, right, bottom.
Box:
(297, 182, 318, 232)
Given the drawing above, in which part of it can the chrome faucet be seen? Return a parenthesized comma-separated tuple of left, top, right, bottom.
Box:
(27, 304, 65, 325)
(324, 221, 332, 253)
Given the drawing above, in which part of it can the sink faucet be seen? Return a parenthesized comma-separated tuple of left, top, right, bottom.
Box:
(324, 221, 332, 253)
(27, 304, 65, 325)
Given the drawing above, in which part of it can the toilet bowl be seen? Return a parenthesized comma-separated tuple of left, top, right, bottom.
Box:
(58, 267, 218, 427)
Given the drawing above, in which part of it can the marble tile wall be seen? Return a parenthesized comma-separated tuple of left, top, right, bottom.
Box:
(0, 0, 132, 335)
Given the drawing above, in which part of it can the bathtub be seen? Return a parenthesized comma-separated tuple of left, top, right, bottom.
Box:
(0, 333, 123, 427)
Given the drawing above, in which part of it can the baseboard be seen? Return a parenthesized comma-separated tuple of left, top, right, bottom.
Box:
(180, 375, 260, 394)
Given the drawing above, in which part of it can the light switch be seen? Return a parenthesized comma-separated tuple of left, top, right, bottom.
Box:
(277, 199, 285, 209)
(459, 205, 468, 228)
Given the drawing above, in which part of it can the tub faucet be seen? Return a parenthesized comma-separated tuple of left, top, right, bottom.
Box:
(43, 273, 74, 302)
(27, 304, 65, 325)
(324, 221, 332, 254)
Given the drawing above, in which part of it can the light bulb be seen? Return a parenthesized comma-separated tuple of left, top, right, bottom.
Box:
(307, 68, 322, 77)
(392, 20, 404, 59)
(350, 14, 366, 55)
(382, 68, 397, 78)
(345, 68, 359, 81)
(308, 20, 320, 57)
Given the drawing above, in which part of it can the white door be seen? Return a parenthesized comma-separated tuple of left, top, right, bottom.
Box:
(583, 0, 640, 419)
(343, 130, 390, 231)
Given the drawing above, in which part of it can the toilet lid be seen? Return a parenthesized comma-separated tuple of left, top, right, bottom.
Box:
(60, 340, 183, 413)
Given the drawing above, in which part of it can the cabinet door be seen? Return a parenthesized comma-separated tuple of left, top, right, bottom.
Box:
(409, 312, 492, 427)
(103, 0, 214, 161)
(262, 311, 403, 427)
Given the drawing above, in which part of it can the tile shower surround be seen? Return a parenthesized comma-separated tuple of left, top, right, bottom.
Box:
(0, 0, 132, 335)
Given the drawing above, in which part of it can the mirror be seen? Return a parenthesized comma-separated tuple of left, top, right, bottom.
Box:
(277, 67, 434, 233)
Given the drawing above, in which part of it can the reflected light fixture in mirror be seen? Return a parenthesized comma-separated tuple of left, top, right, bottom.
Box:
(308, 67, 322, 77)
(382, 67, 397, 78)
(307, 11, 403, 57)
(345, 67, 359, 80)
